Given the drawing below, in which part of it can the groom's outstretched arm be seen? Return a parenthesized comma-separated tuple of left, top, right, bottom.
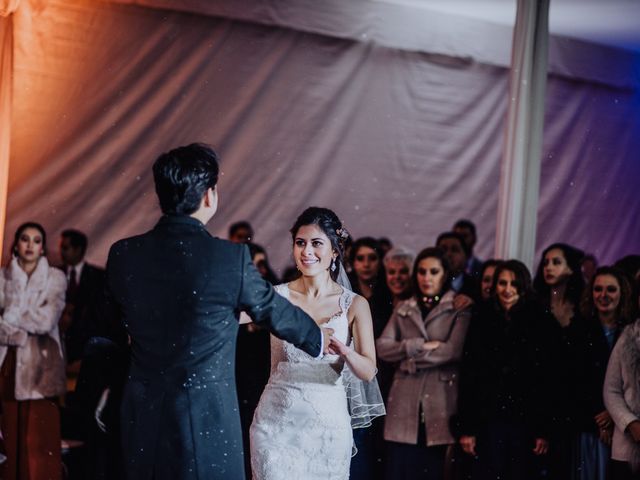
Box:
(237, 245, 322, 357)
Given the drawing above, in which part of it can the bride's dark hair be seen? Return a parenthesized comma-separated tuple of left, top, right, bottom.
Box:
(290, 207, 348, 281)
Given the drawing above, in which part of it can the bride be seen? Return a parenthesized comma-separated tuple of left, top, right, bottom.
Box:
(249, 207, 384, 480)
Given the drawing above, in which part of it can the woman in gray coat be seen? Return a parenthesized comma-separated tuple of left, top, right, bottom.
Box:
(377, 247, 471, 479)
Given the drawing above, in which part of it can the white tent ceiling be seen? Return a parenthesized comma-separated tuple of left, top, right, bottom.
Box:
(379, 0, 640, 53)
(1, 0, 639, 271)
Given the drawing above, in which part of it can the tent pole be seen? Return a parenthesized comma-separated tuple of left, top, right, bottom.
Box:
(0, 14, 13, 260)
(494, 0, 550, 271)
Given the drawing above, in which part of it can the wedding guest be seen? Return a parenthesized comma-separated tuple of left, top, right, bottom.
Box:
(533, 243, 585, 329)
(228, 220, 254, 244)
(343, 234, 354, 274)
(457, 260, 555, 479)
(349, 237, 393, 480)
(533, 243, 586, 478)
(370, 247, 415, 339)
(349, 237, 386, 301)
(582, 254, 598, 285)
(614, 255, 640, 315)
(366, 248, 416, 480)
(604, 317, 640, 480)
(613, 255, 640, 287)
(479, 259, 502, 302)
(377, 247, 471, 479)
(436, 231, 478, 300)
(572, 267, 635, 480)
(384, 247, 415, 307)
(0, 222, 67, 480)
(378, 237, 393, 258)
(453, 219, 483, 279)
(247, 243, 279, 285)
(73, 336, 128, 479)
(59, 229, 106, 364)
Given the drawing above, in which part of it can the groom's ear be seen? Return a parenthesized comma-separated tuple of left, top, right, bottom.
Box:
(206, 187, 219, 212)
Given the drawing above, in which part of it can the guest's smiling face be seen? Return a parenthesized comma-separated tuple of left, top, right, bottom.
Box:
(496, 270, 520, 311)
(386, 259, 411, 297)
(593, 274, 621, 317)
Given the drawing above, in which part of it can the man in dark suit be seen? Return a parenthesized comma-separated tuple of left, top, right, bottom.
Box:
(59, 229, 107, 364)
(436, 231, 480, 301)
(106, 143, 330, 480)
(452, 219, 484, 279)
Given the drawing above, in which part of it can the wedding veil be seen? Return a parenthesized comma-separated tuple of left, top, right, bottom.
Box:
(335, 263, 386, 429)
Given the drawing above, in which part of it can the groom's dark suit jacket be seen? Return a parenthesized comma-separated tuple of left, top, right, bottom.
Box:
(106, 215, 321, 480)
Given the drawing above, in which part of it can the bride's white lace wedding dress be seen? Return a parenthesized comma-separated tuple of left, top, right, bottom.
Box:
(250, 284, 354, 480)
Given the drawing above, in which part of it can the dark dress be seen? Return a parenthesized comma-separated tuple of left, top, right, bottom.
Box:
(570, 314, 622, 478)
(456, 299, 558, 480)
(106, 215, 322, 480)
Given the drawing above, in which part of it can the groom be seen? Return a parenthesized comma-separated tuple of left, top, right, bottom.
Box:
(106, 143, 330, 480)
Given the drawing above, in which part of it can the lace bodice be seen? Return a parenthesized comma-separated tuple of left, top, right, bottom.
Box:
(269, 284, 354, 383)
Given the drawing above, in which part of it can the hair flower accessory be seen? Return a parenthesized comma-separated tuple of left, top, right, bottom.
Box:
(336, 223, 349, 241)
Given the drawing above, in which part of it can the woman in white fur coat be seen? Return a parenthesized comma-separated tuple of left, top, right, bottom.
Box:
(0, 222, 67, 480)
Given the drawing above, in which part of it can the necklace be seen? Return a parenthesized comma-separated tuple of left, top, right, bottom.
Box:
(421, 295, 440, 307)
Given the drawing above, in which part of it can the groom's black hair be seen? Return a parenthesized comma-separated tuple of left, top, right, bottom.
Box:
(153, 143, 219, 215)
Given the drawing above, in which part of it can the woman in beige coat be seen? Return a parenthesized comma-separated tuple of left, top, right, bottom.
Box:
(604, 317, 640, 479)
(377, 246, 471, 479)
(0, 222, 67, 480)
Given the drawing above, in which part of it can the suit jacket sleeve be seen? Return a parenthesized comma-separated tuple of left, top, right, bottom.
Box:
(99, 246, 128, 348)
(237, 245, 321, 357)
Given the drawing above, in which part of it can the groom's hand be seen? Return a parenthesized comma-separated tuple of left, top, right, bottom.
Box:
(321, 327, 335, 355)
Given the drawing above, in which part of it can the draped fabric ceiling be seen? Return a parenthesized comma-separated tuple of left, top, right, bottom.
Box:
(2, 0, 639, 272)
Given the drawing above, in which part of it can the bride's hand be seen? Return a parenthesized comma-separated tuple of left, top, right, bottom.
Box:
(321, 327, 335, 354)
(327, 336, 353, 359)
(423, 340, 441, 350)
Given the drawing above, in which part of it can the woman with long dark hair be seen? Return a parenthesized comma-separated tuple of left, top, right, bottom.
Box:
(0, 222, 67, 479)
(348, 237, 391, 302)
(533, 243, 586, 477)
(533, 243, 585, 326)
(458, 260, 556, 479)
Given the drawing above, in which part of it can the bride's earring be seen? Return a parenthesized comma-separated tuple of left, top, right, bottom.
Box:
(330, 258, 337, 272)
